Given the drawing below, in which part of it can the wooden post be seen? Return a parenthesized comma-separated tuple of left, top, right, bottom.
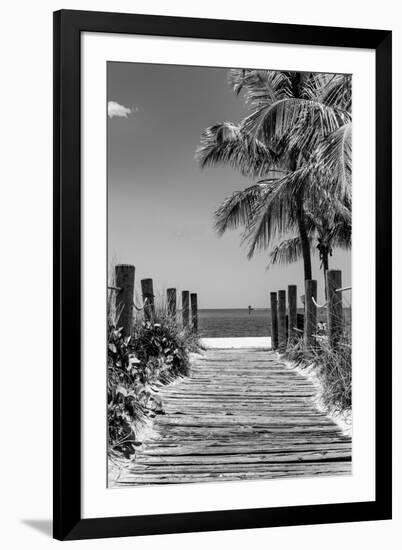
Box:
(327, 270, 343, 347)
(270, 292, 278, 350)
(288, 285, 297, 344)
(167, 288, 176, 318)
(297, 313, 304, 332)
(141, 278, 155, 321)
(190, 293, 198, 332)
(182, 290, 190, 328)
(115, 264, 135, 336)
(304, 280, 317, 349)
(278, 290, 287, 352)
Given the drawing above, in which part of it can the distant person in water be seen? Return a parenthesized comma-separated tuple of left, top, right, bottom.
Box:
(248, 305, 253, 315)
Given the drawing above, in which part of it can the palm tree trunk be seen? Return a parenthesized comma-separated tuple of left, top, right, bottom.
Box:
(296, 199, 312, 281)
(290, 144, 312, 282)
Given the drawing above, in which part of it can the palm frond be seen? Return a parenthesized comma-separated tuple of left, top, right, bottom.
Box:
(243, 173, 301, 258)
(313, 122, 352, 200)
(268, 235, 309, 267)
(303, 183, 352, 228)
(300, 73, 351, 110)
(228, 69, 291, 102)
(195, 121, 281, 178)
(333, 222, 352, 249)
(228, 69, 250, 96)
(242, 97, 349, 150)
(214, 184, 269, 236)
(318, 74, 352, 111)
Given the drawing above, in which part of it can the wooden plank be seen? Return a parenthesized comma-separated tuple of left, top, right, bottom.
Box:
(118, 463, 351, 485)
(156, 416, 336, 425)
(136, 450, 351, 465)
(140, 447, 351, 458)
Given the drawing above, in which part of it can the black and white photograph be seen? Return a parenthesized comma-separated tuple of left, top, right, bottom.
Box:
(0, 0, 396, 545)
(107, 62, 352, 487)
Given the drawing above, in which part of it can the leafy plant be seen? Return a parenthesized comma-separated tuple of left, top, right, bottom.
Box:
(107, 325, 145, 459)
(107, 304, 199, 461)
(131, 315, 195, 383)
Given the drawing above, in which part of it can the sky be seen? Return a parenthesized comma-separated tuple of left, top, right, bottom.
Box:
(107, 62, 351, 309)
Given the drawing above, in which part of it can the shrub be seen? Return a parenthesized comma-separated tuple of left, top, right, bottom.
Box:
(131, 312, 199, 382)
(107, 306, 199, 460)
(107, 325, 147, 459)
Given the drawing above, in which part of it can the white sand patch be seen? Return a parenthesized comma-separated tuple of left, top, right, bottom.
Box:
(201, 337, 271, 349)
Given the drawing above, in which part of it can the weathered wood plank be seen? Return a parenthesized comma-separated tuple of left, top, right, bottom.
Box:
(136, 450, 351, 465)
(141, 443, 352, 455)
(120, 463, 351, 485)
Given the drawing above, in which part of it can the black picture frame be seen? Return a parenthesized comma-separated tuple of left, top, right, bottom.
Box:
(53, 9, 392, 541)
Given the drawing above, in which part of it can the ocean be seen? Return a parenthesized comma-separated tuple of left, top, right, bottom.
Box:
(198, 308, 352, 338)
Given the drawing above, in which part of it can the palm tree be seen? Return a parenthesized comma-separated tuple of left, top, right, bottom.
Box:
(196, 69, 351, 282)
(268, 196, 351, 298)
(232, 70, 351, 280)
(266, 115, 352, 296)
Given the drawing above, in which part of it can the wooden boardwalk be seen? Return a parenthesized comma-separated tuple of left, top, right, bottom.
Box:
(118, 348, 351, 486)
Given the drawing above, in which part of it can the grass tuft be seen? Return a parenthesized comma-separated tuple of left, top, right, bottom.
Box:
(286, 328, 351, 414)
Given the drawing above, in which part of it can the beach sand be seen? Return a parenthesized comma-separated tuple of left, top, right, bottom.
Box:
(200, 336, 272, 349)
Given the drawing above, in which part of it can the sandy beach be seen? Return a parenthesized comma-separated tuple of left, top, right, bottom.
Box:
(201, 337, 272, 349)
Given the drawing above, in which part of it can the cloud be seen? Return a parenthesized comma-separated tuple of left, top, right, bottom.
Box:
(108, 101, 133, 119)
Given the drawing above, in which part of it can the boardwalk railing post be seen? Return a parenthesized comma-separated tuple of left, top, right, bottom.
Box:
(167, 288, 176, 318)
(304, 280, 317, 349)
(270, 292, 278, 350)
(141, 278, 155, 321)
(115, 264, 135, 336)
(288, 285, 297, 345)
(297, 313, 304, 332)
(182, 290, 190, 329)
(278, 290, 287, 352)
(190, 293, 198, 333)
(327, 270, 343, 347)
